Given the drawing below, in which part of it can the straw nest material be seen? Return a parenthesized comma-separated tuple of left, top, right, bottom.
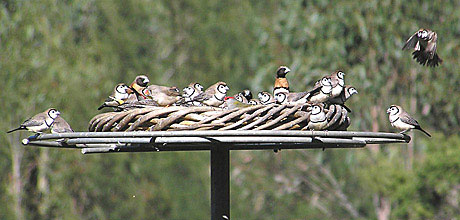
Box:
(88, 104, 350, 132)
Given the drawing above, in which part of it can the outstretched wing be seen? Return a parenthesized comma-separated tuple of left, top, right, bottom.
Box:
(402, 31, 420, 50)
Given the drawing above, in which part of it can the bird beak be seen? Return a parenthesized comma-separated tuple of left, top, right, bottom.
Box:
(386, 109, 390, 114)
(57, 111, 61, 115)
(144, 79, 149, 84)
(126, 88, 134, 94)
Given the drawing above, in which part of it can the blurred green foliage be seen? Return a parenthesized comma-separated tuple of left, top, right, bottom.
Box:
(0, 0, 459, 219)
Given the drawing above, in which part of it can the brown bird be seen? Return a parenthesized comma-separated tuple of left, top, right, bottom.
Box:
(387, 105, 431, 137)
(7, 108, 60, 134)
(98, 83, 133, 110)
(144, 85, 181, 106)
(193, 82, 229, 107)
(51, 116, 74, 133)
(403, 29, 442, 67)
(129, 75, 150, 100)
(258, 91, 276, 105)
(273, 66, 291, 97)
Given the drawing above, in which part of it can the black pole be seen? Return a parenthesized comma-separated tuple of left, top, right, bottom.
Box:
(210, 145, 230, 220)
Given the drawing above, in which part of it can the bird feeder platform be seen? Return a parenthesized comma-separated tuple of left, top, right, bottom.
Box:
(88, 104, 351, 132)
(22, 130, 409, 220)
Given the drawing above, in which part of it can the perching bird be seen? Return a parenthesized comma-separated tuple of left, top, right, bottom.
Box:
(258, 91, 276, 105)
(329, 70, 346, 98)
(183, 83, 204, 100)
(241, 89, 253, 101)
(327, 85, 358, 112)
(144, 85, 181, 106)
(192, 82, 229, 107)
(274, 91, 310, 105)
(98, 83, 133, 110)
(51, 116, 74, 133)
(307, 104, 328, 130)
(402, 29, 442, 67)
(248, 99, 261, 105)
(129, 75, 150, 100)
(306, 77, 333, 103)
(273, 66, 291, 97)
(181, 82, 204, 106)
(224, 96, 252, 109)
(7, 108, 60, 134)
(386, 105, 431, 137)
(234, 92, 249, 104)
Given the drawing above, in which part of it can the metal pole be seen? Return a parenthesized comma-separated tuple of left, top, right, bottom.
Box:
(211, 145, 230, 220)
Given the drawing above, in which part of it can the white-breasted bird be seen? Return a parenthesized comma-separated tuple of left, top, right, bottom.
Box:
(273, 66, 291, 97)
(307, 104, 328, 130)
(258, 91, 276, 105)
(305, 77, 333, 103)
(274, 91, 310, 104)
(386, 105, 431, 137)
(327, 85, 357, 112)
(51, 116, 74, 133)
(248, 99, 261, 105)
(329, 70, 346, 98)
(402, 29, 442, 67)
(7, 108, 60, 134)
(98, 83, 133, 110)
(181, 82, 204, 106)
(192, 82, 229, 107)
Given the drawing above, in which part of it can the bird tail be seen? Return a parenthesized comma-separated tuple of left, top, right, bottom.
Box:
(342, 104, 352, 113)
(7, 127, 24, 133)
(97, 104, 106, 110)
(416, 126, 431, 137)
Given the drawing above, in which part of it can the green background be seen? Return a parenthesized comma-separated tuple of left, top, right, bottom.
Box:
(1, 0, 459, 219)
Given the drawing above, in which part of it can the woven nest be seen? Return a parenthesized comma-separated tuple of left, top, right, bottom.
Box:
(88, 104, 350, 132)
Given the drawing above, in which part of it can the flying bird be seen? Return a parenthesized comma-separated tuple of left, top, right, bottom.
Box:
(98, 83, 133, 110)
(192, 82, 229, 107)
(402, 29, 442, 67)
(51, 116, 74, 133)
(273, 66, 291, 97)
(258, 91, 276, 105)
(7, 108, 60, 134)
(386, 105, 431, 137)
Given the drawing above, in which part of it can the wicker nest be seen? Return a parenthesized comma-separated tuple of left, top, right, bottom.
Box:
(88, 104, 351, 132)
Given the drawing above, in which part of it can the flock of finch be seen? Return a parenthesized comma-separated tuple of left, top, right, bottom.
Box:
(8, 29, 439, 137)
